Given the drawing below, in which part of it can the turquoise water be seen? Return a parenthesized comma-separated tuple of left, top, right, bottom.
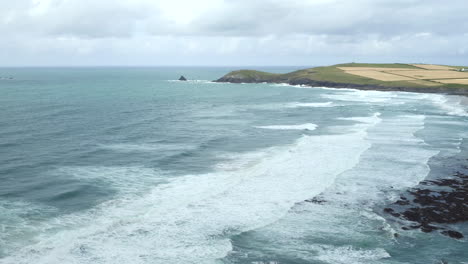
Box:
(0, 67, 467, 263)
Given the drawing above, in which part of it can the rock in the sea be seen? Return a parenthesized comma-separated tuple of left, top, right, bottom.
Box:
(383, 171, 468, 239)
(441, 230, 464, 239)
(178, 75, 187, 81)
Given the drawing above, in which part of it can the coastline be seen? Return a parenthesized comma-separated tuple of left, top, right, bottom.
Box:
(214, 63, 468, 96)
(216, 67, 468, 240)
(214, 78, 468, 97)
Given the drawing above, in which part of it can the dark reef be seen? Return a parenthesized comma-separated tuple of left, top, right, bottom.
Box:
(384, 171, 468, 239)
(216, 76, 468, 96)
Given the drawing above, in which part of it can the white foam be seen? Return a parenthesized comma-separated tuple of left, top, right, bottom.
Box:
(254, 123, 318, 130)
(272, 83, 307, 88)
(333, 112, 382, 133)
(167, 79, 220, 84)
(100, 143, 197, 153)
(327, 114, 438, 206)
(51, 166, 167, 194)
(3, 117, 379, 264)
(285, 102, 334, 108)
(0, 200, 57, 257)
(429, 94, 468, 117)
(222, 114, 440, 263)
(322, 89, 398, 103)
(315, 245, 390, 264)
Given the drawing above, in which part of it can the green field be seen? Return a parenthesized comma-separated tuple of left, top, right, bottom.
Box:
(216, 63, 468, 94)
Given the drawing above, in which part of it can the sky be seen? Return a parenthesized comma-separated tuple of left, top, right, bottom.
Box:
(0, 0, 467, 66)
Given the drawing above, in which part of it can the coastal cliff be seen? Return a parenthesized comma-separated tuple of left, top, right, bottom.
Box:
(215, 63, 468, 96)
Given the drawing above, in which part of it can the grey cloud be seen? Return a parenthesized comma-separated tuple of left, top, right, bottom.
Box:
(0, 0, 467, 66)
(188, 0, 468, 37)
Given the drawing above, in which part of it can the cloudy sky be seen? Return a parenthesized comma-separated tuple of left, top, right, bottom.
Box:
(1, 0, 467, 66)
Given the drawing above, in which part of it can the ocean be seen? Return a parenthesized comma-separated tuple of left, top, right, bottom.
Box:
(0, 67, 467, 264)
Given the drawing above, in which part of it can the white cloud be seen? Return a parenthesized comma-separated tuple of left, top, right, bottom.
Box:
(0, 0, 467, 65)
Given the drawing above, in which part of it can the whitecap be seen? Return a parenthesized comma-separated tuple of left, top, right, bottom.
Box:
(2, 118, 379, 264)
(429, 94, 468, 117)
(254, 123, 318, 130)
(100, 143, 197, 153)
(285, 102, 334, 108)
(322, 89, 398, 103)
(315, 245, 390, 264)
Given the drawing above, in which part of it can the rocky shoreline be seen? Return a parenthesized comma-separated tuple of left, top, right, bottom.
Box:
(383, 170, 468, 239)
(215, 76, 468, 96)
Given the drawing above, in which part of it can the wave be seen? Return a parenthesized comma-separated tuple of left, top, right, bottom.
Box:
(322, 90, 398, 103)
(2, 115, 380, 264)
(227, 114, 441, 263)
(315, 245, 390, 264)
(100, 143, 197, 153)
(285, 102, 335, 108)
(0, 200, 57, 257)
(50, 166, 168, 194)
(167, 80, 221, 84)
(254, 123, 318, 130)
(430, 94, 468, 117)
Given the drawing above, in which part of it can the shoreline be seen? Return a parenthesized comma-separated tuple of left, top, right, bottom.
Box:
(214, 63, 468, 96)
(215, 79, 468, 97)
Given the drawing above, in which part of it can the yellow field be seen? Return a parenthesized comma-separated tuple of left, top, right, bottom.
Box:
(343, 70, 415, 81)
(433, 79, 468, 85)
(408, 80, 440, 86)
(339, 64, 468, 86)
(338, 67, 419, 71)
(411, 64, 456, 70)
(389, 70, 468, 80)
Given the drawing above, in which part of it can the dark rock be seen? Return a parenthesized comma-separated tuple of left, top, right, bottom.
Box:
(383, 208, 394, 213)
(395, 200, 409, 205)
(178, 75, 187, 81)
(214, 71, 468, 96)
(390, 212, 401, 217)
(305, 197, 326, 204)
(441, 230, 464, 239)
(383, 171, 468, 239)
(420, 224, 437, 233)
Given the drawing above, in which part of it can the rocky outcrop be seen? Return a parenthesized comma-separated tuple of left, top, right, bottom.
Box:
(214, 69, 468, 96)
(179, 75, 187, 81)
(383, 171, 468, 239)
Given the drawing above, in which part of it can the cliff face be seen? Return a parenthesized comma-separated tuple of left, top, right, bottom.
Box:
(214, 65, 468, 96)
(216, 70, 285, 83)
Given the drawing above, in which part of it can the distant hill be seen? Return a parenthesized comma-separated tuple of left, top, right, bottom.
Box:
(215, 63, 468, 96)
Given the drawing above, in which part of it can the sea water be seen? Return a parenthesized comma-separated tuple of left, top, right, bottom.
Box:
(0, 67, 467, 263)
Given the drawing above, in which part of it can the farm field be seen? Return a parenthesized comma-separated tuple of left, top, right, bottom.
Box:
(389, 70, 468, 80)
(410, 64, 456, 70)
(217, 63, 468, 95)
(434, 79, 468, 85)
(339, 64, 468, 86)
(340, 70, 416, 81)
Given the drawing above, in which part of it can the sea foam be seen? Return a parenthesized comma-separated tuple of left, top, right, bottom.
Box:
(430, 94, 468, 117)
(254, 123, 318, 130)
(2, 115, 380, 264)
(226, 114, 440, 263)
(285, 102, 335, 108)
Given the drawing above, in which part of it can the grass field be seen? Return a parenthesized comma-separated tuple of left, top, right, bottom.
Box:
(434, 79, 468, 84)
(338, 67, 419, 71)
(336, 63, 468, 86)
(408, 80, 441, 86)
(411, 64, 456, 70)
(341, 70, 416, 81)
(389, 70, 468, 80)
(217, 63, 468, 92)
